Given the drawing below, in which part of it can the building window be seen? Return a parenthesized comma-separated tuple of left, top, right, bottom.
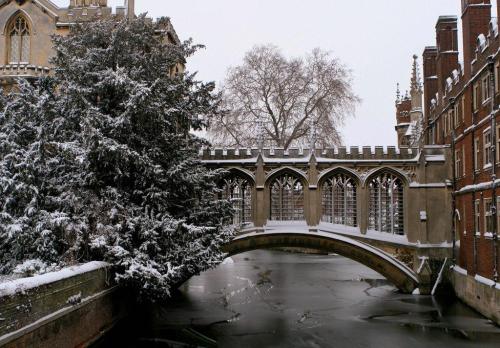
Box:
(484, 130, 492, 167)
(455, 149, 463, 178)
(321, 173, 357, 227)
(222, 176, 252, 226)
(474, 137, 481, 171)
(7, 15, 31, 64)
(482, 75, 491, 103)
(368, 172, 404, 235)
(497, 125, 500, 163)
(454, 103, 460, 128)
(485, 198, 493, 235)
(475, 200, 481, 235)
(473, 83, 480, 111)
(495, 62, 500, 93)
(270, 173, 304, 221)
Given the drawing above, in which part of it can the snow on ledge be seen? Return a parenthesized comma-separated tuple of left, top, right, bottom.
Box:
(0, 262, 109, 298)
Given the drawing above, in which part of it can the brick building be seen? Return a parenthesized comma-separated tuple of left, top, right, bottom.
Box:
(408, 0, 500, 284)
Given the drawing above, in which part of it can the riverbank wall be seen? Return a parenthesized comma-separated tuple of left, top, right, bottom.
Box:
(0, 262, 127, 348)
(448, 265, 500, 326)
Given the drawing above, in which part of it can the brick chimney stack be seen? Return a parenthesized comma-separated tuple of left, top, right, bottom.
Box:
(422, 47, 438, 123)
(436, 16, 459, 101)
(461, 0, 492, 78)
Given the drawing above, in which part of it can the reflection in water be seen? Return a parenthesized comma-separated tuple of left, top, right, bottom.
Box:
(96, 250, 500, 348)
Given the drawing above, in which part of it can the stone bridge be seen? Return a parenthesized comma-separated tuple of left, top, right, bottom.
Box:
(202, 145, 454, 294)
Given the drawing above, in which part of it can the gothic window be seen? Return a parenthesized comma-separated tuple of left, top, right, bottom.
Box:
(222, 176, 252, 226)
(368, 172, 405, 235)
(8, 15, 31, 64)
(270, 173, 304, 221)
(321, 173, 357, 227)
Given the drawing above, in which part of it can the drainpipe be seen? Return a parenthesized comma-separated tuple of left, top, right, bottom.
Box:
(488, 57, 499, 283)
(450, 97, 457, 264)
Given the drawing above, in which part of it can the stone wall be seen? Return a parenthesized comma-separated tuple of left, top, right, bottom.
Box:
(448, 266, 500, 326)
(0, 263, 127, 347)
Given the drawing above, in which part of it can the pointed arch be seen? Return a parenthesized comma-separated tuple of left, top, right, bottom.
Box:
(318, 166, 361, 186)
(268, 170, 305, 221)
(265, 166, 308, 186)
(5, 11, 33, 64)
(319, 167, 359, 227)
(366, 169, 406, 235)
(220, 170, 254, 227)
(225, 167, 256, 185)
(362, 167, 409, 188)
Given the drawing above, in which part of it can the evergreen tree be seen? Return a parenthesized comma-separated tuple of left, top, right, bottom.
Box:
(0, 16, 234, 300)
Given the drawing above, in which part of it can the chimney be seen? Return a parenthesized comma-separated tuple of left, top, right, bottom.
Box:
(422, 46, 438, 123)
(435, 16, 459, 100)
(461, 0, 492, 78)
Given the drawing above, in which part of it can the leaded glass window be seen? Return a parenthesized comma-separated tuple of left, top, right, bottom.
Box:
(8, 16, 31, 64)
(368, 173, 405, 235)
(321, 173, 357, 226)
(222, 176, 252, 226)
(270, 174, 304, 221)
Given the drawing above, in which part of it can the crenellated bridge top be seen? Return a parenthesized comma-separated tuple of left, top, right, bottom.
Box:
(200, 145, 448, 165)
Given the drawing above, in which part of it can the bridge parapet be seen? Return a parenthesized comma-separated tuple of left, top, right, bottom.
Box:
(201, 146, 421, 162)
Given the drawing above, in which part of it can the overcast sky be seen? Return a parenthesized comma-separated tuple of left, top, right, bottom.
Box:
(53, 0, 498, 146)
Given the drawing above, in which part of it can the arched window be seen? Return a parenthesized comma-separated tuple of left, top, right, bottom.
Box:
(222, 176, 252, 226)
(368, 172, 404, 235)
(8, 15, 31, 64)
(321, 173, 357, 227)
(270, 173, 304, 221)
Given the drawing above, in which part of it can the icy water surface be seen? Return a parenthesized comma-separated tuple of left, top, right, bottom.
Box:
(98, 250, 500, 347)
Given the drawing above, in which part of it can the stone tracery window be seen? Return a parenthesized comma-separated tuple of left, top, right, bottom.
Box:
(8, 15, 31, 64)
(222, 176, 252, 226)
(321, 173, 357, 227)
(368, 172, 405, 235)
(270, 173, 304, 221)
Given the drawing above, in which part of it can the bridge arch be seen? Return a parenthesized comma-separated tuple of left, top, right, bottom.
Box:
(223, 231, 419, 294)
(224, 167, 256, 185)
(265, 166, 308, 185)
(318, 166, 362, 185)
(362, 166, 410, 188)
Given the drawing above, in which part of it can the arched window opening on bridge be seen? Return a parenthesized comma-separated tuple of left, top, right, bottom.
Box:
(368, 173, 404, 235)
(7, 15, 31, 64)
(222, 176, 253, 226)
(270, 174, 304, 221)
(321, 173, 357, 227)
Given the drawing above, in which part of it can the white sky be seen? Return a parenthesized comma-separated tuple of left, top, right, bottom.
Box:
(52, 0, 498, 146)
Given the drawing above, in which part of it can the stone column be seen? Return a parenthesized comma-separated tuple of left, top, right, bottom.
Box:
(254, 154, 266, 228)
(307, 154, 319, 227)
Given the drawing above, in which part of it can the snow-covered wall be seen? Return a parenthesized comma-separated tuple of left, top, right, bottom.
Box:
(0, 262, 127, 347)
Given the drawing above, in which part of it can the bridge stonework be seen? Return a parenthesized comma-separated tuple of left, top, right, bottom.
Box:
(202, 145, 454, 293)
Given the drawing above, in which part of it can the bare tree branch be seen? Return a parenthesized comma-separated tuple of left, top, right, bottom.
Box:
(208, 45, 360, 149)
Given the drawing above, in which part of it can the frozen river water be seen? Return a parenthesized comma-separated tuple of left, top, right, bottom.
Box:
(98, 250, 500, 347)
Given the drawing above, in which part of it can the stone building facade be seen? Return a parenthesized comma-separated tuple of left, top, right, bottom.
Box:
(395, 55, 424, 147)
(0, 0, 180, 87)
(412, 0, 500, 303)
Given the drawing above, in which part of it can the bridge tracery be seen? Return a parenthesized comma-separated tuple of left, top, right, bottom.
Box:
(321, 172, 357, 227)
(368, 171, 405, 235)
(221, 175, 253, 226)
(270, 173, 305, 221)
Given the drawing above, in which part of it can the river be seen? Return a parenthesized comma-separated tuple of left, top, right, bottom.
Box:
(96, 250, 500, 347)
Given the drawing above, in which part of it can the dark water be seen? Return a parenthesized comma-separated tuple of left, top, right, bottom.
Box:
(98, 250, 500, 348)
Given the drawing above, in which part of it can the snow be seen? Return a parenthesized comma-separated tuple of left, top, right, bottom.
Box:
(453, 265, 468, 276)
(424, 154, 445, 162)
(412, 288, 420, 295)
(0, 262, 108, 297)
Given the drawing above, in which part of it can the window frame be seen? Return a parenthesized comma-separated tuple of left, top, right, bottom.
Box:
(484, 129, 492, 168)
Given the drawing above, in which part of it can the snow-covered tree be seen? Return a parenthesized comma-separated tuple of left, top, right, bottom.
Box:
(0, 16, 234, 300)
